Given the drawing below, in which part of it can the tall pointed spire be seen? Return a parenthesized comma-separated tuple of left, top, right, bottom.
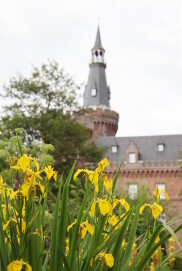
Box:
(92, 26, 105, 51)
(83, 26, 110, 108)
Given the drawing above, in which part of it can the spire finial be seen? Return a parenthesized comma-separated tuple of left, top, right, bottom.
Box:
(92, 25, 105, 52)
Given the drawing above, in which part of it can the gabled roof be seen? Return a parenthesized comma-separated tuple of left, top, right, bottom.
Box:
(95, 134, 182, 163)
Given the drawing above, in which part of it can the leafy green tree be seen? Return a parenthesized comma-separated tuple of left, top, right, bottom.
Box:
(0, 60, 104, 174)
(0, 128, 55, 180)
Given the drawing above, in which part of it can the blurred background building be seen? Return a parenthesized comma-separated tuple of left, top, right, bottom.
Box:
(78, 27, 182, 231)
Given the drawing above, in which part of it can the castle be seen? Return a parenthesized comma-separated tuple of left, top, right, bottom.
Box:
(78, 26, 182, 235)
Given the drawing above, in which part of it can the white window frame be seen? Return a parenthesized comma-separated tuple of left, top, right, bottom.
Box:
(129, 153, 136, 163)
(157, 184, 166, 200)
(157, 144, 164, 152)
(91, 89, 97, 97)
(129, 184, 137, 200)
(112, 145, 118, 153)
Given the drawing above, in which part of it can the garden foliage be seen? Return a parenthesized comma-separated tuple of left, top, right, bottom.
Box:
(0, 148, 181, 270)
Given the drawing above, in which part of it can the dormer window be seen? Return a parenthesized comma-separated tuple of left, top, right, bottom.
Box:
(91, 89, 97, 97)
(129, 153, 136, 163)
(112, 145, 118, 153)
(158, 144, 164, 152)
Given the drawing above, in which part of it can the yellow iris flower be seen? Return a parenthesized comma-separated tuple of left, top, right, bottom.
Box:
(0, 175, 3, 185)
(53, 171, 57, 181)
(74, 158, 109, 193)
(65, 238, 69, 256)
(0, 176, 6, 195)
(10, 190, 19, 200)
(3, 219, 17, 231)
(67, 219, 94, 239)
(108, 215, 119, 227)
(104, 253, 114, 268)
(10, 155, 48, 200)
(11, 155, 30, 173)
(80, 221, 94, 239)
(98, 252, 114, 268)
(103, 176, 112, 191)
(90, 201, 96, 217)
(169, 237, 175, 267)
(74, 168, 99, 192)
(98, 157, 109, 172)
(1, 204, 6, 219)
(153, 184, 160, 199)
(140, 202, 163, 219)
(113, 198, 130, 212)
(7, 259, 32, 271)
(119, 198, 130, 212)
(21, 183, 30, 200)
(149, 261, 154, 271)
(3, 217, 26, 234)
(21, 178, 45, 200)
(74, 169, 90, 181)
(153, 184, 169, 201)
(67, 219, 93, 239)
(44, 166, 54, 180)
(67, 219, 77, 232)
(98, 199, 112, 216)
(26, 168, 43, 182)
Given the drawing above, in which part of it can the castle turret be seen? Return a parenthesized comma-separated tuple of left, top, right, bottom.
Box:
(77, 26, 119, 142)
(84, 26, 110, 108)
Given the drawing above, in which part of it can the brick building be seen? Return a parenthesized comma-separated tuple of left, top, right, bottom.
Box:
(78, 27, 182, 240)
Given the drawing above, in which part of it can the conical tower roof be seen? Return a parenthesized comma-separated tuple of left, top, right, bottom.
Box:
(84, 26, 110, 108)
(92, 26, 105, 51)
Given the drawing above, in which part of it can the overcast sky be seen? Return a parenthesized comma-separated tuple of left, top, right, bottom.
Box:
(0, 0, 181, 137)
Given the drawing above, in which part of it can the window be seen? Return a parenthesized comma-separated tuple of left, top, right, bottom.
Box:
(129, 184, 137, 199)
(157, 144, 164, 152)
(112, 145, 118, 153)
(157, 184, 166, 200)
(129, 153, 136, 163)
(91, 89, 97, 97)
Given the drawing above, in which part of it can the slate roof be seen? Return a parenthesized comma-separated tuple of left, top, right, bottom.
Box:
(92, 26, 105, 51)
(95, 134, 182, 163)
(84, 26, 110, 108)
(84, 65, 110, 107)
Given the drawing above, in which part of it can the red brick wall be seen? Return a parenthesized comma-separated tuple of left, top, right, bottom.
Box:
(76, 107, 119, 143)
